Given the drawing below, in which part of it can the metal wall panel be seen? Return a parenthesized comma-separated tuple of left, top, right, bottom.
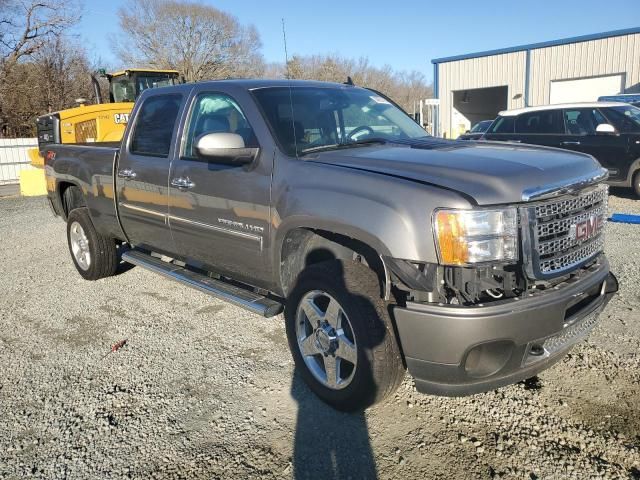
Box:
(529, 33, 640, 105)
(0, 138, 38, 185)
(437, 51, 526, 139)
(436, 32, 640, 137)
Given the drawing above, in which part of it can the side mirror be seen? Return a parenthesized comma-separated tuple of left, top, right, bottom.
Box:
(465, 130, 470, 134)
(194, 133, 258, 165)
(595, 123, 616, 135)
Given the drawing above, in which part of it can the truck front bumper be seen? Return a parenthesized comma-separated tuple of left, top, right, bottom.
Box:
(393, 258, 617, 396)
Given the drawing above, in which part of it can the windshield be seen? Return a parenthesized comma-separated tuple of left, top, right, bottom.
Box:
(604, 105, 640, 133)
(470, 120, 492, 133)
(111, 74, 179, 103)
(252, 86, 428, 156)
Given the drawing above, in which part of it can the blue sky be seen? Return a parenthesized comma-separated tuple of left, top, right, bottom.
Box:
(75, 0, 639, 83)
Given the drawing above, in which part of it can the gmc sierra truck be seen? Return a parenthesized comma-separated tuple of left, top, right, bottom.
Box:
(44, 80, 618, 411)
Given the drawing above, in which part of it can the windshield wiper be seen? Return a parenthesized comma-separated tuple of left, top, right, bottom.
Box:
(300, 137, 389, 155)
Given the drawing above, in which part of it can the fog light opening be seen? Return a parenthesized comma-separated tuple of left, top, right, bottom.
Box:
(464, 341, 514, 379)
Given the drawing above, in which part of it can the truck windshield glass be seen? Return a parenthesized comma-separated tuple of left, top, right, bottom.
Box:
(252, 86, 428, 156)
(604, 105, 640, 133)
(111, 74, 178, 103)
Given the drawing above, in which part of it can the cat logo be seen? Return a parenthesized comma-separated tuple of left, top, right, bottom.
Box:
(114, 113, 130, 124)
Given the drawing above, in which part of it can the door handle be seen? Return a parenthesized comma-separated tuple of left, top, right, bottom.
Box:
(171, 177, 195, 189)
(561, 141, 581, 146)
(118, 168, 137, 180)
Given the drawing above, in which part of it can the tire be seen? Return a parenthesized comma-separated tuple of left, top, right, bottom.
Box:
(285, 260, 405, 411)
(633, 171, 640, 198)
(66, 207, 118, 280)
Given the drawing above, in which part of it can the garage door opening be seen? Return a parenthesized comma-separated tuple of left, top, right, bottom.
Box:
(451, 86, 508, 138)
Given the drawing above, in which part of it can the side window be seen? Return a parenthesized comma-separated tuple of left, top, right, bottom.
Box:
(130, 94, 182, 157)
(487, 116, 514, 134)
(515, 110, 563, 134)
(183, 92, 258, 158)
(563, 108, 605, 135)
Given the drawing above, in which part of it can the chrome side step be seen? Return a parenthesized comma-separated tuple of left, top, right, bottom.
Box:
(122, 250, 283, 318)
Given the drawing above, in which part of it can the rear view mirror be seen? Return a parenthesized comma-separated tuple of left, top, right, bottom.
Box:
(595, 123, 616, 135)
(194, 133, 258, 165)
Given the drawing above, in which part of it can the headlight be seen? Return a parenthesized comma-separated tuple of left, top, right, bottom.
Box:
(434, 208, 518, 265)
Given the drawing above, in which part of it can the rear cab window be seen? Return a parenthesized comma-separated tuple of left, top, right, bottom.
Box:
(130, 94, 183, 157)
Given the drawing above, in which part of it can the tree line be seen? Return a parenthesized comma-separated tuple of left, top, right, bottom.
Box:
(0, 0, 432, 138)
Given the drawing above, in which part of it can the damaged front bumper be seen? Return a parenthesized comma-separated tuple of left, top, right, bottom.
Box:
(393, 257, 618, 396)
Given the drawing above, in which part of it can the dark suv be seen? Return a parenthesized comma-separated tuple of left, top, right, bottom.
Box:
(484, 102, 640, 197)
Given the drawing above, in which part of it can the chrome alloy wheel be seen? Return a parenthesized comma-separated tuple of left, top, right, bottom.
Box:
(69, 221, 91, 271)
(295, 290, 357, 390)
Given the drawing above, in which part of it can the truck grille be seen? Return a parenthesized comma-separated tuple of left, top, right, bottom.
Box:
(525, 184, 608, 278)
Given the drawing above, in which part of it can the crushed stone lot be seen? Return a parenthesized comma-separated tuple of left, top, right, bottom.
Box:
(0, 192, 639, 480)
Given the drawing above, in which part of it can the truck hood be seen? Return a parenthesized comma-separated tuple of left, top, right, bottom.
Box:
(307, 138, 605, 205)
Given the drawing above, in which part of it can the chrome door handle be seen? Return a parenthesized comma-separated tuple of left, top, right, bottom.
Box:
(561, 141, 581, 146)
(171, 177, 195, 189)
(118, 168, 137, 179)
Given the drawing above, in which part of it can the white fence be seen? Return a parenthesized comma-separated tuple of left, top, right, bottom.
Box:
(0, 138, 38, 185)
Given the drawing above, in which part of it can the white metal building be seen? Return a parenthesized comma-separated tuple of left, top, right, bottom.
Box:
(432, 27, 640, 139)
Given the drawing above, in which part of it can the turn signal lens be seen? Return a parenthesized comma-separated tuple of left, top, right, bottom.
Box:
(434, 208, 518, 265)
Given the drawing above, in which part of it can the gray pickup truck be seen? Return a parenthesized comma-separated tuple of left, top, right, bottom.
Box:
(44, 79, 618, 411)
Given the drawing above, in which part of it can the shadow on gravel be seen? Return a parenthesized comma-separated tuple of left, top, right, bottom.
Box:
(286, 259, 389, 479)
(290, 371, 377, 480)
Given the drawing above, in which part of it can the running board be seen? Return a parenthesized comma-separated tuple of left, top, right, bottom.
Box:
(121, 250, 283, 318)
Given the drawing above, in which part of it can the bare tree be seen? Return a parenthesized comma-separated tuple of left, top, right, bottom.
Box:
(277, 54, 432, 113)
(0, 36, 95, 137)
(115, 0, 265, 81)
(0, 0, 79, 66)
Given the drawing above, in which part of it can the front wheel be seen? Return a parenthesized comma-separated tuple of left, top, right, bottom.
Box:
(285, 260, 405, 411)
(633, 171, 640, 198)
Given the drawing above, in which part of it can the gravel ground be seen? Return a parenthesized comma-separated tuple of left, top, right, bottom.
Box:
(0, 191, 639, 480)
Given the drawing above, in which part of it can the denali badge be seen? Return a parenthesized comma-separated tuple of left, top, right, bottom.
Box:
(569, 215, 603, 242)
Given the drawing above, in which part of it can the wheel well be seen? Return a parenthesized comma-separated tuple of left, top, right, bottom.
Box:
(280, 228, 387, 298)
(58, 182, 85, 219)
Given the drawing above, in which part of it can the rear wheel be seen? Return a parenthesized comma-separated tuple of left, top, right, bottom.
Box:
(633, 171, 640, 198)
(285, 260, 405, 411)
(67, 208, 118, 280)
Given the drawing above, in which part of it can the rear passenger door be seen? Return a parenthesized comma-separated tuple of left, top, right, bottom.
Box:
(116, 93, 184, 255)
(561, 108, 629, 180)
(511, 110, 565, 148)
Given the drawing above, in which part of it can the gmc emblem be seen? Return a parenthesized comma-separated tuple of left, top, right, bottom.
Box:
(570, 215, 603, 242)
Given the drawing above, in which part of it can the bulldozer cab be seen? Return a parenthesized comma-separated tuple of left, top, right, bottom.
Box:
(107, 69, 181, 103)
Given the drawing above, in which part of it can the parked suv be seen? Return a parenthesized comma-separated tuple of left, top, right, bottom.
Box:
(484, 103, 640, 197)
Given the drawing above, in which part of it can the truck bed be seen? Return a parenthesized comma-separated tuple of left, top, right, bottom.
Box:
(46, 143, 123, 240)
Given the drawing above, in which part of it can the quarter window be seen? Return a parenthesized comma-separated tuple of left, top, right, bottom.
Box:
(183, 93, 257, 158)
(515, 110, 563, 134)
(130, 94, 182, 157)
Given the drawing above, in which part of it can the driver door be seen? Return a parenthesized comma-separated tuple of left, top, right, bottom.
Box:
(167, 90, 272, 286)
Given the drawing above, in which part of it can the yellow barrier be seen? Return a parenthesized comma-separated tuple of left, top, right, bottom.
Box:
(28, 147, 44, 168)
(19, 169, 47, 196)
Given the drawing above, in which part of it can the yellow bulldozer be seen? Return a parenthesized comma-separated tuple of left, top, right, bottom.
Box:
(22, 68, 181, 195)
